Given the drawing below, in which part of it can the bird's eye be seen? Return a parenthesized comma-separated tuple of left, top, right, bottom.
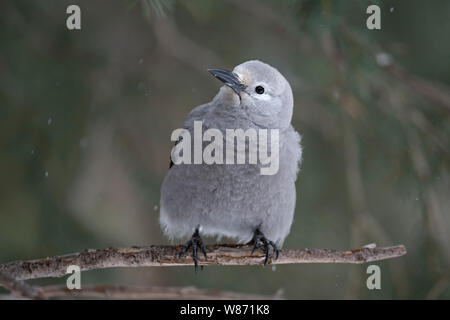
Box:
(255, 86, 265, 94)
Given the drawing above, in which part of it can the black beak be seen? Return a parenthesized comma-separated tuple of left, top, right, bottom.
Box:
(208, 68, 245, 95)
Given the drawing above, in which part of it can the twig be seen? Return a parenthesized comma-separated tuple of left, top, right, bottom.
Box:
(344, 26, 450, 113)
(37, 284, 276, 300)
(426, 274, 449, 300)
(0, 270, 44, 299)
(343, 127, 410, 298)
(0, 280, 276, 300)
(387, 64, 450, 112)
(0, 244, 406, 281)
(405, 128, 450, 266)
(152, 17, 225, 72)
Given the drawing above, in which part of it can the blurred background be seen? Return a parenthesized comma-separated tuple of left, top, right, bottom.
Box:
(0, 0, 449, 299)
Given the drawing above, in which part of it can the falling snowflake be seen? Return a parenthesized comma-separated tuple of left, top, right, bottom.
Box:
(375, 52, 392, 67)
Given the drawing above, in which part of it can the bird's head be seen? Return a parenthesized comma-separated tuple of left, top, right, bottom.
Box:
(209, 60, 293, 129)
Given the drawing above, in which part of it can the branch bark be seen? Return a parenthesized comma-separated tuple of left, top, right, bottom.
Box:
(0, 282, 276, 300)
(36, 284, 276, 300)
(0, 244, 406, 281)
(0, 270, 43, 299)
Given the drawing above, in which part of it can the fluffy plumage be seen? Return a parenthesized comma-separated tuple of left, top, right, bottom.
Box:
(160, 60, 302, 246)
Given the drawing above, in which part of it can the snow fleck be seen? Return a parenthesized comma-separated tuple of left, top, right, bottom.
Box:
(139, 58, 144, 64)
(375, 52, 392, 67)
(47, 118, 52, 125)
(153, 205, 159, 212)
(390, 7, 394, 13)
(45, 171, 49, 178)
(271, 265, 277, 272)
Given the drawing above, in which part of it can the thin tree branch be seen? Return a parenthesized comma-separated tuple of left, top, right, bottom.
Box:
(386, 64, 450, 112)
(0, 244, 406, 281)
(0, 280, 276, 300)
(152, 17, 225, 72)
(37, 284, 277, 300)
(426, 274, 450, 300)
(343, 26, 450, 113)
(0, 270, 44, 299)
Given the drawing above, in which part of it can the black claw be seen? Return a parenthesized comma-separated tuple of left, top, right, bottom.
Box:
(199, 241, 207, 260)
(192, 242, 198, 273)
(178, 239, 193, 259)
(250, 229, 279, 265)
(178, 228, 207, 273)
(251, 239, 259, 255)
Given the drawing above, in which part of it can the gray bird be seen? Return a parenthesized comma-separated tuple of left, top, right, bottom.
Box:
(160, 60, 302, 271)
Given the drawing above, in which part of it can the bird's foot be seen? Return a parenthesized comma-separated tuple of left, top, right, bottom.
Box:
(178, 228, 207, 274)
(250, 229, 279, 265)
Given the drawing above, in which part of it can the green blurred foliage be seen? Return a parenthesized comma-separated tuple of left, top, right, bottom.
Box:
(0, 0, 449, 299)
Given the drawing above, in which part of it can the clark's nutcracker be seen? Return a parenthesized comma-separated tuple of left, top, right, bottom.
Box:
(160, 60, 302, 271)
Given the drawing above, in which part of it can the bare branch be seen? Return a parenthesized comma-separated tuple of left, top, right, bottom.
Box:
(152, 17, 225, 72)
(38, 284, 276, 300)
(0, 244, 406, 281)
(0, 278, 276, 300)
(387, 64, 450, 112)
(0, 270, 44, 299)
(426, 274, 450, 300)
